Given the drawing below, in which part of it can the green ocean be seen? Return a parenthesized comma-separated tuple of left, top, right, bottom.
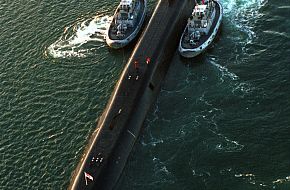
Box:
(0, 0, 289, 189)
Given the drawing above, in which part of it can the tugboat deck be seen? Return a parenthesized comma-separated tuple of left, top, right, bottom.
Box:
(108, 0, 146, 40)
(181, 1, 220, 49)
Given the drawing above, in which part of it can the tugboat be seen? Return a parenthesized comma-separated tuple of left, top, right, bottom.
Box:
(106, 0, 147, 49)
(179, 0, 223, 58)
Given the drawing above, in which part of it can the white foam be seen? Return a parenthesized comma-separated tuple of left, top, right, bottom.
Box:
(223, 0, 268, 45)
(210, 59, 239, 82)
(273, 176, 290, 184)
(232, 173, 290, 188)
(263, 30, 290, 39)
(214, 134, 244, 152)
(278, 5, 290, 9)
(232, 82, 255, 96)
(47, 15, 112, 58)
(223, 0, 268, 15)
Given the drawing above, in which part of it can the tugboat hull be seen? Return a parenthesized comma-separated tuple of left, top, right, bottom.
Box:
(106, 0, 147, 49)
(179, 0, 223, 58)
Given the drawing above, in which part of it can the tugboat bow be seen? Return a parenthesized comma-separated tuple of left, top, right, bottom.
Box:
(179, 0, 223, 58)
(106, 0, 147, 49)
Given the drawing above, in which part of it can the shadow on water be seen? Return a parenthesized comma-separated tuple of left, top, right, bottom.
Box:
(178, 55, 206, 69)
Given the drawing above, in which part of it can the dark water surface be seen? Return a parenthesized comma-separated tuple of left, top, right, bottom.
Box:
(0, 0, 289, 189)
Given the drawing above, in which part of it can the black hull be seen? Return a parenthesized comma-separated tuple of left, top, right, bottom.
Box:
(68, 0, 195, 189)
(179, 1, 223, 58)
(106, 0, 147, 49)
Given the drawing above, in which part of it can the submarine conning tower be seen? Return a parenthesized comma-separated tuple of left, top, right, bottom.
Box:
(68, 0, 195, 189)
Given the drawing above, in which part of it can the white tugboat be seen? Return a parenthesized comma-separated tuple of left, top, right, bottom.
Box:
(106, 0, 147, 49)
(179, 0, 223, 58)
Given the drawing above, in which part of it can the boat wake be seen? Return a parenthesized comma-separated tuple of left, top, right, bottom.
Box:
(263, 30, 290, 39)
(229, 172, 290, 188)
(46, 15, 112, 58)
(209, 59, 239, 82)
(212, 129, 245, 153)
(224, 0, 268, 46)
(208, 57, 259, 97)
(195, 93, 245, 153)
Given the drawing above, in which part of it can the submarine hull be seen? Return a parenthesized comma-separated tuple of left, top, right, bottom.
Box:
(68, 0, 195, 189)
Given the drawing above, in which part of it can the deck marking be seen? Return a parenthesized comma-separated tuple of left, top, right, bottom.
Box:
(127, 130, 136, 139)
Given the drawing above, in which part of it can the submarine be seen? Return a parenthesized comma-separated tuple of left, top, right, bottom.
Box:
(68, 0, 196, 189)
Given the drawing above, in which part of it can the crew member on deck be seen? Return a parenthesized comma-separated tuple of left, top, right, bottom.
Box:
(134, 60, 140, 80)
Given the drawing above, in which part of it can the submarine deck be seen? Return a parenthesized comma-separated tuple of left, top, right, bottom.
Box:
(68, 0, 195, 189)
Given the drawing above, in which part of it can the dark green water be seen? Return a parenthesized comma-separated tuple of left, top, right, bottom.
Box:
(0, 0, 289, 189)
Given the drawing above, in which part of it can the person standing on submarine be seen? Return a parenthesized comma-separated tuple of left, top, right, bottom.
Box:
(134, 60, 140, 80)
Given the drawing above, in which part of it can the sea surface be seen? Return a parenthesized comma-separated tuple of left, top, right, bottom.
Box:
(0, 0, 289, 189)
